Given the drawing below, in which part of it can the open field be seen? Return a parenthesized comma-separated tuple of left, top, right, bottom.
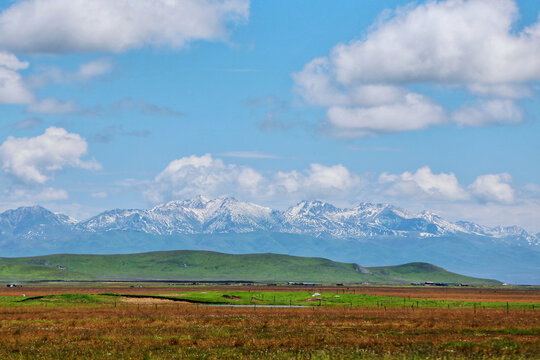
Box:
(0, 284, 538, 359)
(1, 283, 539, 302)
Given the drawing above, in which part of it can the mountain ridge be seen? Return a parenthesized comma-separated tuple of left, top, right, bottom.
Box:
(1, 196, 535, 245)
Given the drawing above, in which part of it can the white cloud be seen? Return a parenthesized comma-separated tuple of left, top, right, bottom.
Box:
(273, 164, 358, 198)
(379, 166, 469, 201)
(330, 0, 540, 85)
(145, 154, 361, 204)
(293, 0, 540, 136)
(0, 52, 33, 104)
(0, 52, 29, 71)
(467, 84, 533, 99)
(327, 93, 445, 137)
(77, 59, 112, 81)
(0, 53, 103, 114)
(469, 173, 515, 204)
(145, 154, 263, 203)
(0, 127, 101, 184)
(0, 0, 249, 53)
(452, 99, 523, 126)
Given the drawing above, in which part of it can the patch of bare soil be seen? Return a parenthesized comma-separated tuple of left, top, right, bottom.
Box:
(155, 293, 187, 297)
(121, 297, 177, 304)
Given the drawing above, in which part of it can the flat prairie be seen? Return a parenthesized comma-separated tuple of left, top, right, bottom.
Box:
(0, 285, 538, 359)
(2, 284, 539, 302)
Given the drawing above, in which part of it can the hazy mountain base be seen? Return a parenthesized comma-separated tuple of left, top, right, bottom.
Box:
(2, 231, 538, 284)
(0, 250, 500, 285)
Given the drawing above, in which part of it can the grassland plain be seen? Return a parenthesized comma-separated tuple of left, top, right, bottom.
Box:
(0, 250, 501, 285)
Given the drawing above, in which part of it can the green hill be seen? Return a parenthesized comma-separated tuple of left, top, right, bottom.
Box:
(0, 250, 500, 285)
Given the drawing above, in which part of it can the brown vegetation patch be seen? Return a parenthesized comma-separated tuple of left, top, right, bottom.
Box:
(222, 294, 241, 300)
(121, 297, 176, 304)
(0, 303, 537, 359)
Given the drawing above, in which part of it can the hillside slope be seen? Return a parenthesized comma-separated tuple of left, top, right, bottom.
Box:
(0, 250, 500, 285)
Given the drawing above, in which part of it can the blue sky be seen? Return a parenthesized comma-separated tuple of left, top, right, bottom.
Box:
(0, 0, 539, 231)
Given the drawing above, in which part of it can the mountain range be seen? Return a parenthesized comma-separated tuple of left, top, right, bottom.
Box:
(0, 196, 538, 284)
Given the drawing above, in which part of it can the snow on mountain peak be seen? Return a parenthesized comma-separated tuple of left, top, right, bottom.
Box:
(287, 200, 339, 217)
(3, 197, 536, 247)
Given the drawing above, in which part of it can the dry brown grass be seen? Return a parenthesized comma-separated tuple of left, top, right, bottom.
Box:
(0, 301, 538, 359)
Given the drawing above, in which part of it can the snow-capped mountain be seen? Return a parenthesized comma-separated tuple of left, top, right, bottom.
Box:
(0, 205, 76, 241)
(79, 196, 279, 234)
(1, 197, 538, 245)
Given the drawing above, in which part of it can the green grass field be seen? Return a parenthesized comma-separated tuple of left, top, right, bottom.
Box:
(1, 291, 537, 311)
(0, 250, 501, 285)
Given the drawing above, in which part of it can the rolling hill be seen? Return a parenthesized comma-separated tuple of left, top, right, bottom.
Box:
(0, 250, 500, 285)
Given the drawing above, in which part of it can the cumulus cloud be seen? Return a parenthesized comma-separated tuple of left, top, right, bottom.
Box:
(330, 0, 540, 85)
(452, 100, 523, 126)
(145, 154, 263, 203)
(0, 0, 250, 53)
(293, 0, 540, 136)
(0, 127, 101, 184)
(0, 53, 104, 114)
(273, 164, 358, 198)
(0, 52, 33, 104)
(145, 154, 361, 203)
(469, 173, 515, 204)
(379, 166, 469, 201)
(326, 93, 445, 137)
(379, 167, 520, 205)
